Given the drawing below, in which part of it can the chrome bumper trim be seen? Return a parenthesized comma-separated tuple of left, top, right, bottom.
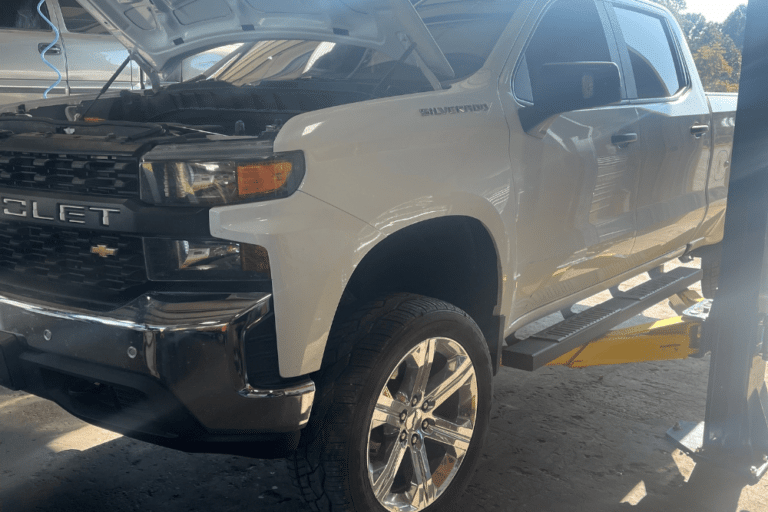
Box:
(0, 290, 316, 432)
(0, 291, 272, 333)
(240, 381, 316, 427)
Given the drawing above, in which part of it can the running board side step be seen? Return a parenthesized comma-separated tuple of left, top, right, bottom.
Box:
(502, 267, 702, 371)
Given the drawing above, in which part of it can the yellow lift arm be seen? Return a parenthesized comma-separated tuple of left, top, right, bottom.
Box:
(547, 292, 707, 369)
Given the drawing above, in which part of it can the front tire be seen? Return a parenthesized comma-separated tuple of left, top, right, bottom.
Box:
(291, 294, 493, 512)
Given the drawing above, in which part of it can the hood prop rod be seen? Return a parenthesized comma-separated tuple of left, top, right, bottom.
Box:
(372, 42, 418, 98)
(76, 54, 132, 121)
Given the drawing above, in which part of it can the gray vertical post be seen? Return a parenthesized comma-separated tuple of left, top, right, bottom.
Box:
(701, 0, 768, 481)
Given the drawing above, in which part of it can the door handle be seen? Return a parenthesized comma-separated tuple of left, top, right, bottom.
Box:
(38, 43, 61, 55)
(690, 124, 710, 138)
(611, 133, 638, 147)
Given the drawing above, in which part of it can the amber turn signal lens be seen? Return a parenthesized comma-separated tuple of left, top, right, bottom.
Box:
(237, 161, 292, 197)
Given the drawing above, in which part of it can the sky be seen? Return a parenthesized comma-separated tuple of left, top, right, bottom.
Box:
(684, 0, 746, 23)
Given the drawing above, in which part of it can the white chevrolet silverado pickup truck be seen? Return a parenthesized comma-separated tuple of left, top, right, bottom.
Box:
(0, 0, 735, 510)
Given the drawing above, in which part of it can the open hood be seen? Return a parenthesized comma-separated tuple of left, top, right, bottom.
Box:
(76, 0, 454, 79)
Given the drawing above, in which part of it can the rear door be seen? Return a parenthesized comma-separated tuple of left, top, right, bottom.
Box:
(0, 0, 68, 104)
(608, 1, 711, 262)
(503, 0, 642, 316)
(53, 0, 133, 97)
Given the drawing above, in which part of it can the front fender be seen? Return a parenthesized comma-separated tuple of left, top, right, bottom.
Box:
(210, 189, 511, 379)
(210, 192, 381, 378)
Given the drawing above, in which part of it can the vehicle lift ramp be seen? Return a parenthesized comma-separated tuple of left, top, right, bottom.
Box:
(501, 0, 768, 484)
(500, 262, 767, 484)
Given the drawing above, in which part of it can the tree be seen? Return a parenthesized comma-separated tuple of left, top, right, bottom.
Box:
(649, 0, 742, 92)
(648, 0, 688, 31)
(649, 0, 687, 18)
(679, 12, 741, 91)
(693, 43, 739, 92)
(722, 4, 747, 49)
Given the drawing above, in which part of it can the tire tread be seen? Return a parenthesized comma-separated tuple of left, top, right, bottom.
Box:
(289, 293, 481, 512)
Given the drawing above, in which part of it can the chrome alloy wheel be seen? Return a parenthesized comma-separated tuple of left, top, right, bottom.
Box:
(366, 337, 478, 511)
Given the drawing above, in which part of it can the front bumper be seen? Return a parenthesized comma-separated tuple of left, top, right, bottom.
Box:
(0, 291, 315, 457)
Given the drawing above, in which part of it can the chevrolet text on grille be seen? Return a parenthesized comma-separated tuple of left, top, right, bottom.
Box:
(1, 197, 120, 226)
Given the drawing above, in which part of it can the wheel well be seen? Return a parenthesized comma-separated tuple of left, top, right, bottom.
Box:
(332, 216, 502, 360)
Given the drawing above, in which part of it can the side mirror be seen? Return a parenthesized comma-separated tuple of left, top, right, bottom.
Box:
(519, 61, 622, 133)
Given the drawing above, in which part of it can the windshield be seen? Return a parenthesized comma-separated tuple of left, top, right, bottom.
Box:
(206, 13, 515, 88)
(209, 40, 414, 86)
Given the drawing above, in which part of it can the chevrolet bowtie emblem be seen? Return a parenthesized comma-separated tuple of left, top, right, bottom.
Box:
(91, 245, 118, 258)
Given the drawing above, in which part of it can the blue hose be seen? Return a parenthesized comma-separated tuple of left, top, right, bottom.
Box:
(37, 0, 62, 98)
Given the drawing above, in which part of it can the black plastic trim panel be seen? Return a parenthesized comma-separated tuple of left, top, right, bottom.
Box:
(21, 352, 300, 458)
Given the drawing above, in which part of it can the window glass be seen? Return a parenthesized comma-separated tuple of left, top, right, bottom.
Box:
(211, 41, 425, 87)
(0, 0, 52, 31)
(59, 0, 110, 34)
(424, 12, 516, 79)
(514, 0, 611, 103)
(614, 7, 683, 98)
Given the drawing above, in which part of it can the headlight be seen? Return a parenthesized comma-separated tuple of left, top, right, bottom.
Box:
(144, 239, 270, 281)
(140, 144, 304, 205)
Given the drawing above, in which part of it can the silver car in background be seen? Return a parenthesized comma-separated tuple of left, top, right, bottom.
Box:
(0, 0, 229, 105)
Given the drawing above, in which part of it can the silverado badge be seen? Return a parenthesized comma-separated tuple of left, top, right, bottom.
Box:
(419, 104, 490, 116)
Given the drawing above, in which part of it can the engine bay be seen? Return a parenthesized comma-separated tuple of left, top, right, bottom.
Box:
(0, 78, 384, 142)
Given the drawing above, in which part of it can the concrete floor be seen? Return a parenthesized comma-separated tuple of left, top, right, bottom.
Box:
(1, 262, 767, 512)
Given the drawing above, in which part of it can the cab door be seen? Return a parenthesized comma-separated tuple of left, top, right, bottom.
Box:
(502, 0, 642, 317)
(608, 1, 711, 263)
(0, 0, 68, 104)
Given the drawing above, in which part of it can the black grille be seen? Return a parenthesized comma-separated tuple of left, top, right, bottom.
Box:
(0, 221, 147, 299)
(0, 151, 139, 198)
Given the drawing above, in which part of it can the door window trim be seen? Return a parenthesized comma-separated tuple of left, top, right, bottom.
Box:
(606, 0, 691, 103)
(51, 0, 111, 35)
(509, 0, 628, 107)
(0, 0, 59, 32)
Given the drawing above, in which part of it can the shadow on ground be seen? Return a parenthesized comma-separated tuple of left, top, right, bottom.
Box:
(2, 263, 766, 511)
(1, 357, 765, 512)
